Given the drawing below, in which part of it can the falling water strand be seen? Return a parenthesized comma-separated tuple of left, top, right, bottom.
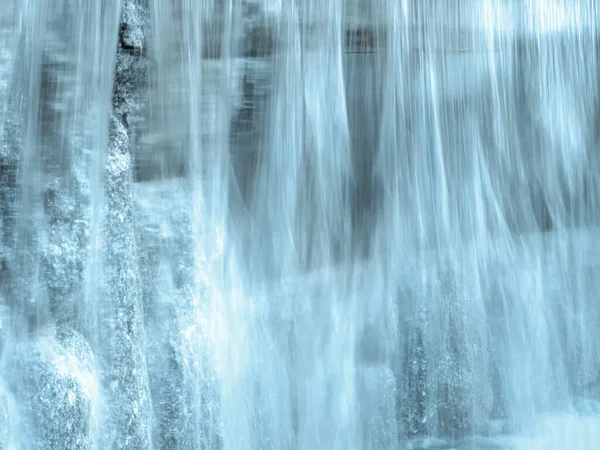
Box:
(1, 1, 600, 450)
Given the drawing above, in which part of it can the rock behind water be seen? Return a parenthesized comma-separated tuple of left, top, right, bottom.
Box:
(436, 357, 494, 435)
(9, 326, 100, 450)
(41, 173, 89, 326)
(358, 365, 399, 450)
(134, 178, 223, 450)
(98, 114, 153, 450)
(574, 377, 600, 415)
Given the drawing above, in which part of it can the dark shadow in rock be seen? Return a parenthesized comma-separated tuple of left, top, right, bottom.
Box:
(244, 24, 277, 58)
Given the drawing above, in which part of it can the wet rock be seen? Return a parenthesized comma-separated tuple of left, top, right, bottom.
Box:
(98, 115, 153, 450)
(243, 22, 277, 58)
(41, 175, 89, 326)
(0, 146, 18, 306)
(400, 270, 494, 438)
(119, 0, 145, 54)
(435, 269, 493, 436)
(114, 0, 150, 182)
(574, 376, 600, 415)
(114, 0, 148, 97)
(402, 324, 429, 436)
(358, 365, 399, 450)
(135, 188, 198, 448)
(0, 246, 8, 305)
(94, 3, 153, 448)
(10, 326, 99, 450)
(436, 357, 493, 435)
(134, 179, 222, 450)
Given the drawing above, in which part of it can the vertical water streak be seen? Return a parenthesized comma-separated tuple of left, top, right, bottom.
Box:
(1, 1, 600, 448)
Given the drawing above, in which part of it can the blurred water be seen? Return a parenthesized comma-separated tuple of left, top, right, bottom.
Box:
(1, 1, 600, 449)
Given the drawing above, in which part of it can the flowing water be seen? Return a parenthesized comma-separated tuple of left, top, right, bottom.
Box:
(1, 1, 600, 449)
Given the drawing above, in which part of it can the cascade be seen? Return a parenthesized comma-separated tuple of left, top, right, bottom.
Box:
(1, 1, 600, 448)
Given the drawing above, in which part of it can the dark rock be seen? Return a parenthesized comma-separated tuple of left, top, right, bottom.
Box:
(346, 28, 377, 53)
(244, 23, 277, 58)
(0, 96, 23, 311)
(113, 0, 149, 136)
(119, 1, 146, 55)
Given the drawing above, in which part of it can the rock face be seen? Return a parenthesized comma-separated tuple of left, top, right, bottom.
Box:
(401, 322, 429, 436)
(398, 268, 494, 437)
(41, 170, 90, 327)
(113, 0, 149, 138)
(9, 326, 100, 450)
(435, 269, 493, 435)
(0, 150, 15, 309)
(98, 114, 153, 450)
(134, 179, 223, 450)
(134, 180, 198, 449)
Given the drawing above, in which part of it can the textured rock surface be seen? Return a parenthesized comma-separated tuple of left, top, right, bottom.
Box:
(0, 30, 29, 317)
(401, 320, 429, 436)
(0, 24, 16, 311)
(0, 0, 101, 330)
(93, 2, 154, 447)
(9, 326, 99, 450)
(397, 269, 494, 437)
(98, 114, 153, 450)
(41, 168, 90, 326)
(114, 0, 149, 129)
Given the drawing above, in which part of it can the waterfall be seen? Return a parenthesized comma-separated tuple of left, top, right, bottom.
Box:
(1, 1, 600, 449)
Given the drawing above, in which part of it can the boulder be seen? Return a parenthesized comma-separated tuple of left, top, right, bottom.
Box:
(97, 115, 153, 450)
(10, 326, 100, 450)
